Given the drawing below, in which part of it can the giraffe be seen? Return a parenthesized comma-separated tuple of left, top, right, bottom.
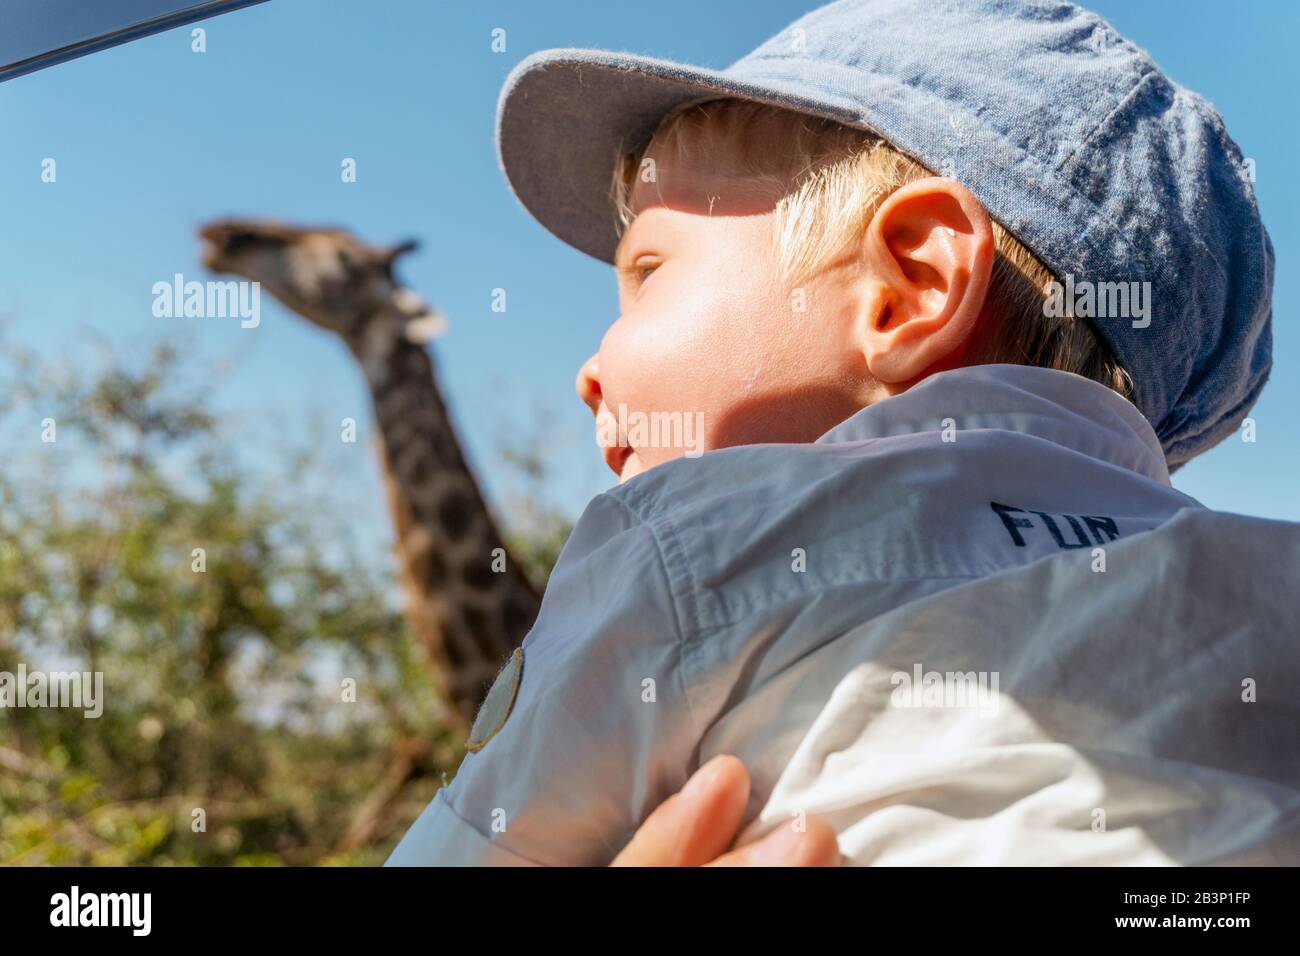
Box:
(199, 220, 541, 736)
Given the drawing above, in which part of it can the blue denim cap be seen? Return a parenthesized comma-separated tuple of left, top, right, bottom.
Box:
(496, 0, 1272, 469)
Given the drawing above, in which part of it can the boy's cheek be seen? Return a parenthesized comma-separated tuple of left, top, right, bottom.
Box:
(598, 322, 678, 418)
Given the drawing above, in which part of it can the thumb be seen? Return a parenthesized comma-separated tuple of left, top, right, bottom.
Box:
(707, 815, 841, 867)
(610, 755, 750, 866)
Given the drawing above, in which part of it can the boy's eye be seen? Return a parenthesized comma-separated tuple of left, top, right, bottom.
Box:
(632, 258, 661, 286)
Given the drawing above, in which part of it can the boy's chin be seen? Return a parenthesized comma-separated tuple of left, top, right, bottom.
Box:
(617, 451, 647, 484)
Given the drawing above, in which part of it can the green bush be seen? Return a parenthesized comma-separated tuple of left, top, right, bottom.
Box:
(0, 339, 563, 865)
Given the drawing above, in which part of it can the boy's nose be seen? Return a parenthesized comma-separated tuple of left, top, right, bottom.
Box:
(576, 354, 602, 415)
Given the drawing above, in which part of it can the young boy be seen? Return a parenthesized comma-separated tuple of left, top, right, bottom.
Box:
(389, 0, 1299, 865)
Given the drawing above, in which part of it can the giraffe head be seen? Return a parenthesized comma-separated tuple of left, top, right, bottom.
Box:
(200, 219, 446, 343)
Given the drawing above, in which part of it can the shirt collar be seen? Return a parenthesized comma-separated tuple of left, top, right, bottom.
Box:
(815, 364, 1170, 484)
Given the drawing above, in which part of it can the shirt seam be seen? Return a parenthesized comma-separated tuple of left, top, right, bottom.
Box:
(680, 572, 991, 636)
(601, 492, 705, 764)
(433, 788, 549, 867)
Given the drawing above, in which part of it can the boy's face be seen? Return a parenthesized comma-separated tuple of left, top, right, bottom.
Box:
(576, 139, 879, 484)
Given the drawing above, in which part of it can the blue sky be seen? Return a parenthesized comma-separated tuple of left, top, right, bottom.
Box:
(0, 0, 1295, 532)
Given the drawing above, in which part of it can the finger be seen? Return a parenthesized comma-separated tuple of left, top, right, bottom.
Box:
(611, 754, 750, 866)
(707, 814, 841, 867)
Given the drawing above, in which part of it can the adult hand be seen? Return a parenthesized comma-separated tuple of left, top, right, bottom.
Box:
(611, 755, 840, 866)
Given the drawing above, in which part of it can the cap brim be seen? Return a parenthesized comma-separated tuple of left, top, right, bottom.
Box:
(495, 48, 869, 264)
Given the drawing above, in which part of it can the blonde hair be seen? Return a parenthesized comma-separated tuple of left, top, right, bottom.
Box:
(611, 99, 1133, 400)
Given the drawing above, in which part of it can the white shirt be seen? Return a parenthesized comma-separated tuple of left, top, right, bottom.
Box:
(387, 364, 1300, 866)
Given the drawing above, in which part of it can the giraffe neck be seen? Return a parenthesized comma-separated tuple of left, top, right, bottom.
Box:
(347, 316, 541, 732)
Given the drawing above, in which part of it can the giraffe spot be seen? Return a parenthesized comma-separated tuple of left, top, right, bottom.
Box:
(372, 374, 398, 407)
(432, 429, 460, 466)
(462, 558, 496, 592)
(406, 350, 429, 377)
(461, 603, 489, 639)
(409, 546, 447, 588)
(441, 621, 467, 669)
(501, 595, 535, 643)
(408, 454, 430, 487)
(437, 489, 475, 541)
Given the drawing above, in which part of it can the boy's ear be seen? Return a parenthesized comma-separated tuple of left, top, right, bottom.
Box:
(851, 177, 995, 386)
